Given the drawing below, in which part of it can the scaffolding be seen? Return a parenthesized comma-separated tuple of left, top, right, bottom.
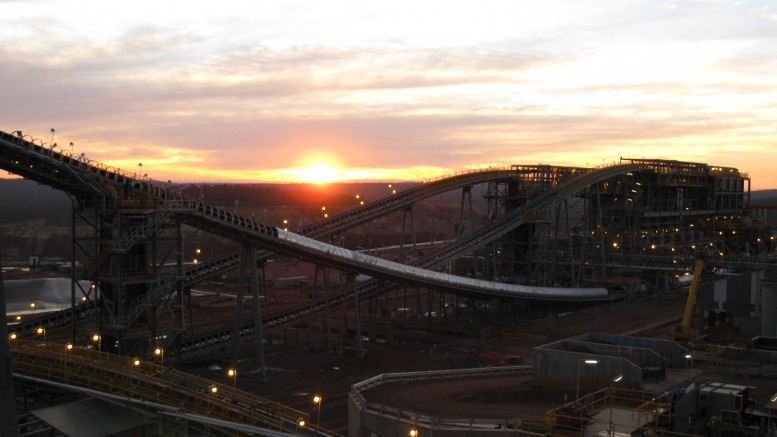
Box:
(485, 158, 754, 292)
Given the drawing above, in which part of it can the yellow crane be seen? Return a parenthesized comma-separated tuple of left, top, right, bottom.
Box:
(669, 254, 705, 341)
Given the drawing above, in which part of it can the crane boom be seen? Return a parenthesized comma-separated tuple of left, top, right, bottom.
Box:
(669, 254, 705, 341)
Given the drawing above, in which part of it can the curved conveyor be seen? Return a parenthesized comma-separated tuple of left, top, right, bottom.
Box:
(174, 163, 649, 303)
(276, 229, 608, 300)
(0, 129, 611, 301)
(172, 163, 649, 358)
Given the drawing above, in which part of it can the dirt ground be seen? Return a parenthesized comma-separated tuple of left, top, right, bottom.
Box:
(177, 290, 692, 434)
(11, 260, 746, 436)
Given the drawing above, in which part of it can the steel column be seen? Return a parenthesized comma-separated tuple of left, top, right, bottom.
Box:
(0, 246, 19, 437)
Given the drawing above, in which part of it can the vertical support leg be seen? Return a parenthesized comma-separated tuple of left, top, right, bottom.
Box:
(399, 206, 418, 262)
(314, 264, 321, 295)
(249, 249, 266, 379)
(578, 189, 591, 285)
(403, 286, 408, 320)
(551, 202, 562, 285)
(409, 207, 417, 252)
(70, 207, 76, 343)
(350, 274, 363, 353)
(324, 312, 332, 352)
(564, 198, 576, 286)
(596, 184, 607, 276)
(455, 294, 460, 329)
(231, 245, 249, 368)
(340, 272, 347, 339)
(457, 186, 473, 238)
(0, 245, 20, 437)
(388, 284, 396, 342)
(399, 209, 407, 262)
(468, 186, 475, 234)
(91, 206, 102, 334)
(427, 290, 433, 327)
(187, 287, 195, 340)
(174, 219, 185, 346)
(368, 296, 375, 342)
(416, 287, 422, 320)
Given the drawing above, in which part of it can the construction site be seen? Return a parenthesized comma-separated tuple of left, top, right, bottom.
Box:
(2, 128, 777, 437)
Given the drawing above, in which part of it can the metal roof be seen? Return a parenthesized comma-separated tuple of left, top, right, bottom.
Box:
(32, 398, 153, 437)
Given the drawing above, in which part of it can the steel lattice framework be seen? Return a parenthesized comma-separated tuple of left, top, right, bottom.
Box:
(1, 130, 760, 364)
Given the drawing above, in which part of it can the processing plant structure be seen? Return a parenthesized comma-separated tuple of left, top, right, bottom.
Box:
(2, 129, 775, 436)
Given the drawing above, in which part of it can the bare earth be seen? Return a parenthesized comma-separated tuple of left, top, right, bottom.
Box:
(180, 291, 691, 433)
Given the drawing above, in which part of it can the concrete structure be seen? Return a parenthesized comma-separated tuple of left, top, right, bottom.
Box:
(532, 333, 690, 387)
(348, 366, 535, 437)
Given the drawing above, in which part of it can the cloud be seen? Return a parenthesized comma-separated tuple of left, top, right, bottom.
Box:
(1, 0, 776, 188)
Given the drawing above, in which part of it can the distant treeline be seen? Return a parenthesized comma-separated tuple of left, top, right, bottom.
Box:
(0, 179, 428, 224)
(751, 189, 777, 208)
(0, 179, 71, 225)
(2, 178, 773, 225)
(177, 182, 421, 210)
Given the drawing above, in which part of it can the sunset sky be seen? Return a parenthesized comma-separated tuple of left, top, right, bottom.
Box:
(1, 1, 776, 188)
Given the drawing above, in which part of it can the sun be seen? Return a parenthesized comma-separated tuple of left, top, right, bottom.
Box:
(300, 163, 341, 184)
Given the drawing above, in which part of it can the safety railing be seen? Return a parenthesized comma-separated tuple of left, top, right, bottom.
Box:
(350, 366, 544, 435)
(10, 339, 310, 435)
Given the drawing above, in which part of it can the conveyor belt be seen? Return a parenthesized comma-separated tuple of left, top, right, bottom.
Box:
(10, 339, 316, 436)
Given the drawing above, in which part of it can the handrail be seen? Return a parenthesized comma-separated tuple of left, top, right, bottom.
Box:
(350, 366, 538, 433)
(10, 339, 309, 434)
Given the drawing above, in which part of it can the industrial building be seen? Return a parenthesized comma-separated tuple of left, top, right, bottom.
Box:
(3, 129, 777, 436)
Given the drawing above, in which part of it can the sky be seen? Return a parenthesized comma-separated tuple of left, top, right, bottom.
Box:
(1, 1, 776, 188)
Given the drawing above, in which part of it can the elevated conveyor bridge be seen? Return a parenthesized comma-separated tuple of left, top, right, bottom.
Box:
(171, 162, 648, 359)
(10, 339, 324, 436)
(1, 129, 645, 358)
(6, 132, 744, 362)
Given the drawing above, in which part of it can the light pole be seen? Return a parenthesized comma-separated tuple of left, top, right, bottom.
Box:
(769, 393, 777, 434)
(228, 368, 237, 387)
(154, 347, 164, 366)
(92, 333, 101, 352)
(36, 327, 46, 342)
(64, 343, 73, 382)
(610, 374, 623, 437)
(685, 353, 693, 369)
(130, 358, 141, 400)
(576, 359, 598, 399)
(313, 395, 322, 425)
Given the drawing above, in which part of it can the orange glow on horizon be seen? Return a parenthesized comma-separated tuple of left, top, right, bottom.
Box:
(284, 148, 343, 183)
(295, 163, 342, 184)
